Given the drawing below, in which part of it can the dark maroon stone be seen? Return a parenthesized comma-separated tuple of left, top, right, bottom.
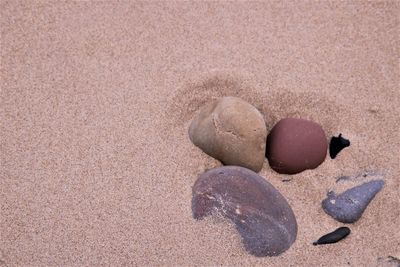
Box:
(192, 166, 297, 257)
(265, 118, 328, 174)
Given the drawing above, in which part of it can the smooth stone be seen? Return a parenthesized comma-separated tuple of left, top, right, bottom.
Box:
(265, 118, 328, 174)
(189, 97, 267, 172)
(192, 166, 297, 257)
(313, 227, 351, 245)
(322, 180, 384, 223)
(329, 133, 350, 159)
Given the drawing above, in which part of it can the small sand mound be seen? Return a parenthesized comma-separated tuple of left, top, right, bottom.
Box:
(166, 70, 347, 139)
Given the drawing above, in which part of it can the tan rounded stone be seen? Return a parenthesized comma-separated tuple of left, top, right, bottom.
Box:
(188, 97, 267, 172)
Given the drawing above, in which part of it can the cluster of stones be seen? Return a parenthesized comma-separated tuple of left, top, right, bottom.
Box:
(189, 96, 328, 174)
(188, 96, 383, 256)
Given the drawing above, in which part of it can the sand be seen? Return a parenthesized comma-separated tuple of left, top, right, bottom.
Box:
(1, 1, 399, 266)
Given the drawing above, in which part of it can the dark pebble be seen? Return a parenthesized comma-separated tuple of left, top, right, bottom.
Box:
(329, 133, 350, 159)
(192, 166, 297, 257)
(313, 227, 350, 245)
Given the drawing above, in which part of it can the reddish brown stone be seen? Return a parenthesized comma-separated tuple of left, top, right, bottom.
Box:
(192, 166, 297, 257)
(266, 118, 327, 174)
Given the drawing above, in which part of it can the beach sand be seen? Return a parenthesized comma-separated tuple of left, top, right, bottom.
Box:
(1, 1, 399, 266)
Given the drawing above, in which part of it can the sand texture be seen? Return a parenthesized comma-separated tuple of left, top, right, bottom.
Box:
(1, 1, 399, 266)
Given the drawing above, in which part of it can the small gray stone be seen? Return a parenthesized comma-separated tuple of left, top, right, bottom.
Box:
(322, 180, 384, 223)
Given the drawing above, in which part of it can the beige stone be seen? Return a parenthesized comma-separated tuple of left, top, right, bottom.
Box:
(188, 97, 267, 172)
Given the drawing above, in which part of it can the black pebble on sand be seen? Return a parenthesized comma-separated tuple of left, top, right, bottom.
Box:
(329, 134, 350, 159)
(313, 227, 351, 245)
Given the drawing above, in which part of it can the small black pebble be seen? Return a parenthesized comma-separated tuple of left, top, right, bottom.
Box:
(329, 134, 350, 159)
(313, 227, 350, 245)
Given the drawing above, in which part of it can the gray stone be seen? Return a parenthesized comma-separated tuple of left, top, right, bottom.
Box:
(322, 180, 384, 223)
(188, 97, 267, 172)
(192, 166, 297, 256)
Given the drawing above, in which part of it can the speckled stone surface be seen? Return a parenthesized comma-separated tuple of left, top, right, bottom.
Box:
(322, 180, 384, 223)
(189, 97, 267, 172)
(192, 166, 297, 256)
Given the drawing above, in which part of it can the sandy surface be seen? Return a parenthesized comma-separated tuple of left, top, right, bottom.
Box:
(1, 1, 399, 266)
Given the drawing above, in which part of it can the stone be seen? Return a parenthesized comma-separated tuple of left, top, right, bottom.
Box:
(265, 118, 327, 174)
(322, 180, 384, 223)
(188, 97, 267, 172)
(329, 134, 350, 159)
(313, 227, 351, 245)
(192, 166, 297, 257)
